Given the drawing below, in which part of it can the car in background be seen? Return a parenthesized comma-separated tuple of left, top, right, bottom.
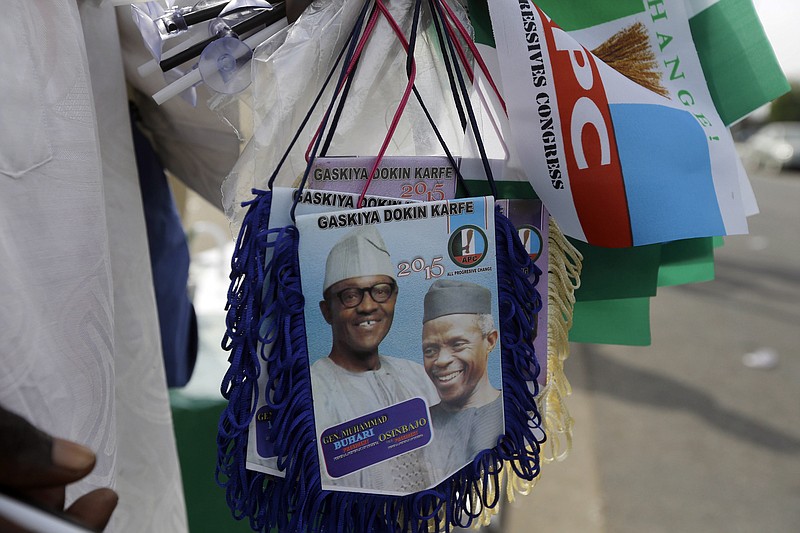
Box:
(741, 121, 800, 172)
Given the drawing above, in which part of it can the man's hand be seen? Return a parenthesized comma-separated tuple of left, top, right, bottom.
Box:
(0, 405, 118, 532)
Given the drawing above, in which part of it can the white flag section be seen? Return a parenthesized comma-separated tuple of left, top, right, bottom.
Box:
(485, 0, 749, 247)
(683, 0, 720, 18)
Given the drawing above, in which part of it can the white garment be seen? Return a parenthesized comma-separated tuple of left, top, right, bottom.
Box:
(0, 1, 187, 531)
(310, 355, 439, 495)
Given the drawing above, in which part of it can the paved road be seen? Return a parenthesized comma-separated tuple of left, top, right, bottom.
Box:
(506, 169, 800, 532)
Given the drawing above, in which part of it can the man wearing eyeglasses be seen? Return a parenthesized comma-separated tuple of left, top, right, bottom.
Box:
(310, 226, 439, 493)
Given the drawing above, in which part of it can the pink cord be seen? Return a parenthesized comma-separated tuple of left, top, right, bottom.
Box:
(437, 0, 507, 114)
(304, 7, 382, 162)
(307, 0, 505, 204)
(356, 0, 417, 208)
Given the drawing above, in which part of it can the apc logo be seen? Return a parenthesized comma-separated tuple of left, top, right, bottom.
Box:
(517, 225, 543, 262)
(448, 225, 488, 268)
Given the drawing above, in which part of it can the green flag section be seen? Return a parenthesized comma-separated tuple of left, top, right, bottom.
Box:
(461, 179, 537, 200)
(468, 0, 495, 46)
(569, 297, 652, 346)
(570, 240, 661, 301)
(690, 0, 790, 125)
(658, 237, 716, 287)
(533, 0, 645, 32)
(571, 237, 716, 344)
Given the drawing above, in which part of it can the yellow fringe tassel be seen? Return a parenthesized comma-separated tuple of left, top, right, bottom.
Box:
(540, 216, 582, 464)
(468, 217, 583, 529)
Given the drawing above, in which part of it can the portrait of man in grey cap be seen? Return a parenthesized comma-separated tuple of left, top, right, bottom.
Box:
(309, 226, 439, 493)
(422, 279, 504, 480)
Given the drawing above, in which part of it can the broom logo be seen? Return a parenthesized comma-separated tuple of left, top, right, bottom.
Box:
(448, 225, 488, 268)
(517, 224, 543, 262)
(592, 22, 669, 98)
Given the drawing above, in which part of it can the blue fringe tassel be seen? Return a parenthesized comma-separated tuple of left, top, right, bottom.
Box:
(216, 188, 273, 526)
(218, 196, 545, 532)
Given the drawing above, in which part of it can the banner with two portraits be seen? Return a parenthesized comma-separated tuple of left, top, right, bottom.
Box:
(243, 185, 548, 496)
(297, 196, 504, 495)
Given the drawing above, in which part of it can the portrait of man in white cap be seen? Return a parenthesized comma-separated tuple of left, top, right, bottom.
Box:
(421, 279, 504, 479)
(309, 225, 439, 493)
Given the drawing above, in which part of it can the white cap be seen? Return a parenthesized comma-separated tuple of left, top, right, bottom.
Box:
(323, 226, 395, 293)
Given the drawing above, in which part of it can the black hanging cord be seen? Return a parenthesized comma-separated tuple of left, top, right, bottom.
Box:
(318, 1, 376, 158)
(428, 0, 498, 198)
(404, 0, 471, 196)
(316, 0, 471, 197)
(426, 0, 468, 131)
(290, 2, 375, 220)
(319, 62, 359, 157)
(266, 0, 373, 192)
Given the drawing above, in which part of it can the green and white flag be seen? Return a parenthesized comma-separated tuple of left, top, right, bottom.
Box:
(466, 0, 788, 344)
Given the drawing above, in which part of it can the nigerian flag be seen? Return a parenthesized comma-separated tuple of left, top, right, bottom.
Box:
(467, 0, 788, 344)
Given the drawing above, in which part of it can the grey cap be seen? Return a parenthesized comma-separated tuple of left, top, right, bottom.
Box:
(423, 279, 492, 323)
(323, 226, 395, 293)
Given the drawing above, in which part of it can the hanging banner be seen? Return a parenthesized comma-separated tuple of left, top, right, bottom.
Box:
(486, 0, 749, 247)
(497, 199, 549, 384)
(296, 197, 505, 495)
(246, 188, 420, 476)
(307, 156, 458, 201)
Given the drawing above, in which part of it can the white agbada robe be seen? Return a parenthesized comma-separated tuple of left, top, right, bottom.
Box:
(0, 1, 187, 530)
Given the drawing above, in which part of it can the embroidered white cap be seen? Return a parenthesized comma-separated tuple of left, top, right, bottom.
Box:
(323, 226, 395, 293)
